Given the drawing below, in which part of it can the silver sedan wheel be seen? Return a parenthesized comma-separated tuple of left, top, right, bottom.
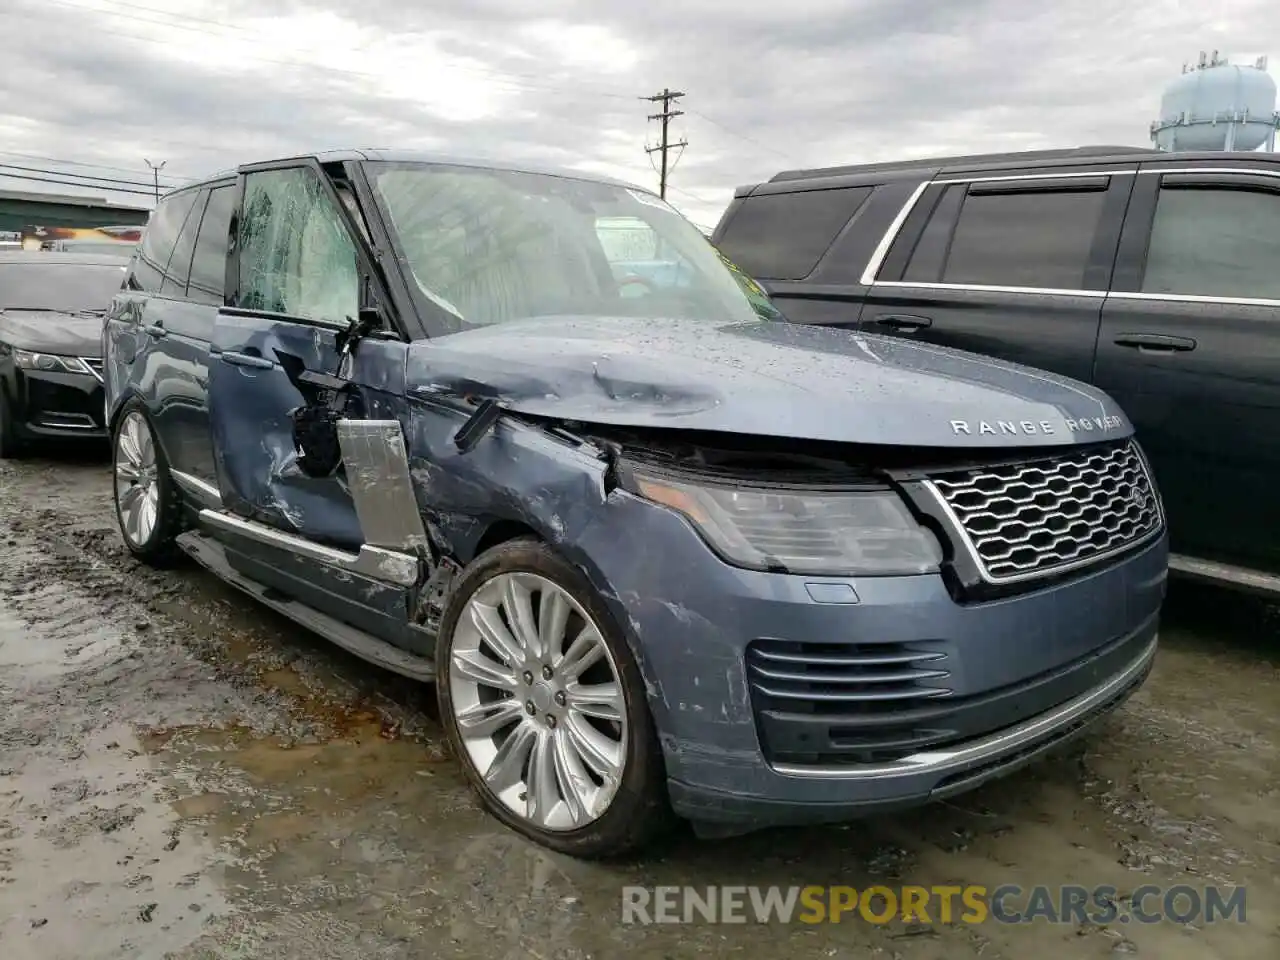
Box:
(114, 411, 160, 548)
(448, 571, 628, 832)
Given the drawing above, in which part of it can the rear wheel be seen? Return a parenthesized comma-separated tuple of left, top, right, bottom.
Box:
(437, 539, 671, 858)
(112, 404, 182, 566)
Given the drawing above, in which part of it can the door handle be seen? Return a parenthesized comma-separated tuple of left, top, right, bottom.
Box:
(1113, 333, 1197, 353)
(143, 323, 166, 339)
(872, 314, 933, 331)
(221, 350, 274, 370)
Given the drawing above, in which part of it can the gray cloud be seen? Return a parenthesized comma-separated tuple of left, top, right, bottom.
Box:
(0, 0, 1275, 228)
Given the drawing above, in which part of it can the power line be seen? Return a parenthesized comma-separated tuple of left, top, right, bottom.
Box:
(643, 88, 688, 201)
(685, 108, 802, 164)
(0, 170, 156, 198)
(0, 149, 190, 183)
(0, 162, 161, 191)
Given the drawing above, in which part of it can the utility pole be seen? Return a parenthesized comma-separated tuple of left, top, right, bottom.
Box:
(643, 88, 687, 199)
(144, 158, 166, 203)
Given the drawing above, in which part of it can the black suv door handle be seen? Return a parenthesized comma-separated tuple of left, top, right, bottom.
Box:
(1113, 333, 1197, 353)
(222, 350, 274, 370)
(872, 314, 933, 331)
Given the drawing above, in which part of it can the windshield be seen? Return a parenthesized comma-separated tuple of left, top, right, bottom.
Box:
(366, 161, 783, 336)
(0, 262, 127, 312)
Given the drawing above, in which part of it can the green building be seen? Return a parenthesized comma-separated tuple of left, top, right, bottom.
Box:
(0, 188, 150, 237)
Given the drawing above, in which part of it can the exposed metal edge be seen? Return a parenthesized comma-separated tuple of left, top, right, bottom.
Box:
(773, 636, 1157, 780)
(335, 418, 429, 551)
(171, 470, 223, 507)
(1169, 554, 1280, 596)
(858, 180, 930, 286)
(198, 509, 419, 587)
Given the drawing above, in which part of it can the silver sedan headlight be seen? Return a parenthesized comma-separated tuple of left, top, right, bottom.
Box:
(13, 348, 94, 375)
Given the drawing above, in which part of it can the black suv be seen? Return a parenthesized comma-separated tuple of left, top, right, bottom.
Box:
(713, 145, 1280, 594)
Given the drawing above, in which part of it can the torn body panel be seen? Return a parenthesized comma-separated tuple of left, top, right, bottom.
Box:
(208, 316, 409, 550)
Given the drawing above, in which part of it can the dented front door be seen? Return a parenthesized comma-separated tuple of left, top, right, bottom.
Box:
(208, 163, 369, 548)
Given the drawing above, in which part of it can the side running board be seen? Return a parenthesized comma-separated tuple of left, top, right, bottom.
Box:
(1169, 554, 1280, 597)
(177, 531, 436, 682)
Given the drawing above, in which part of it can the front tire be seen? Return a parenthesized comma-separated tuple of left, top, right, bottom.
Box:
(0, 389, 23, 459)
(437, 538, 671, 858)
(111, 404, 182, 566)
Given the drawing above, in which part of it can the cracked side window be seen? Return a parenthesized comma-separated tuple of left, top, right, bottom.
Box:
(236, 168, 358, 325)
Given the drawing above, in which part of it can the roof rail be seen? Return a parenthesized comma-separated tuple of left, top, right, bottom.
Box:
(768, 145, 1159, 183)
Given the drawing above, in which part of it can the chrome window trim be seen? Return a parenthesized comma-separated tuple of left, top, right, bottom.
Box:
(857, 181, 930, 286)
(859, 164, 1280, 303)
(871, 281, 1107, 298)
(932, 169, 1135, 186)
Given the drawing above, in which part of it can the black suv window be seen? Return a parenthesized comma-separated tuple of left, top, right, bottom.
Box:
(1142, 185, 1280, 300)
(935, 187, 1106, 290)
(716, 187, 871, 281)
(236, 167, 358, 324)
(130, 190, 200, 294)
(187, 185, 235, 305)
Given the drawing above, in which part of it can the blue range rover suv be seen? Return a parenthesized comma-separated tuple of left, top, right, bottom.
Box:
(103, 150, 1168, 858)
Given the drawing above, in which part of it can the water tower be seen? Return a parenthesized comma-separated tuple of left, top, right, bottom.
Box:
(1150, 51, 1280, 152)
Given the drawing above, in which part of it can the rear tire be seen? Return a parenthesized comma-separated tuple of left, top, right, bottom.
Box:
(437, 538, 672, 859)
(111, 403, 183, 566)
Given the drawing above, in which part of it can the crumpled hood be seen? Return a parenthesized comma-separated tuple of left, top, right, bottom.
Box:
(0, 310, 103, 356)
(405, 316, 1132, 448)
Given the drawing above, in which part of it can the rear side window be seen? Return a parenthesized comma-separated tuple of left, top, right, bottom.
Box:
(159, 190, 207, 298)
(715, 187, 871, 280)
(936, 188, 1106, 290)
(1142, 185, 1280, 300)
(187, 185, 235, 305)
(129, 190, 200, 294)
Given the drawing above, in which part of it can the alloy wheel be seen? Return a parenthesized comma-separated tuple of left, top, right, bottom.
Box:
(448, 571, 628, 831)
(114, 411, 160, 548)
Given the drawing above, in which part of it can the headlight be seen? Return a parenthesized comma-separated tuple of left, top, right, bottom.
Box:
(13, 349, 93, 375)
(632, 472, 943, 576)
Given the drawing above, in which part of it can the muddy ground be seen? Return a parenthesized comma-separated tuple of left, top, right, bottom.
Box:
(0, 450, 1277, 960)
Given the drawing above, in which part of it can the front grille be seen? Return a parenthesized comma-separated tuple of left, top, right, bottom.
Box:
(927, 440, 1161, 584)
(80, 358, 104, 383)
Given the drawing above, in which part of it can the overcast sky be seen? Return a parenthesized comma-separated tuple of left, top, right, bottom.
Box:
(0, 0, 1276, 228)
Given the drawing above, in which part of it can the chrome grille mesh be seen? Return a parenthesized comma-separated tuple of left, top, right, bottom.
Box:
(928, 440, 1161, 582)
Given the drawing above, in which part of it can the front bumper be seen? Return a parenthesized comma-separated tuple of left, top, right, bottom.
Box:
(575, 491, 1168, 828)
(9, 367, 106, 440)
